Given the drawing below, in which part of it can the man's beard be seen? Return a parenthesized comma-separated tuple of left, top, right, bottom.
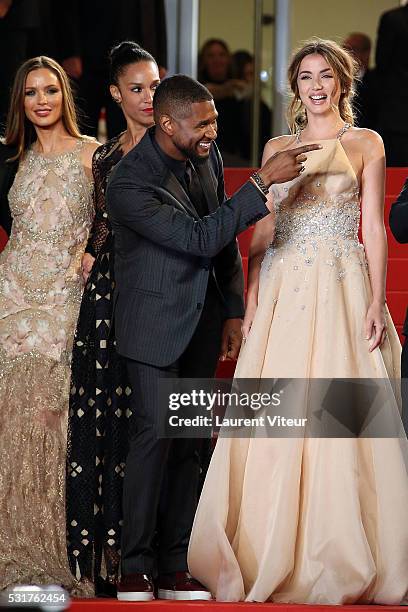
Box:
(173, 138, 209, 164)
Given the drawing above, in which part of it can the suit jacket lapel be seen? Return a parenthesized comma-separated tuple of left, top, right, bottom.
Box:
(163, 172, 200, 219)
(196, 161, 219, 213)
(140, 130, 199, 219)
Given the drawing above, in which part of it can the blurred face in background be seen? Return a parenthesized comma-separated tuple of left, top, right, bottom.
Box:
(110, 60, 160, 128)
(24, 68, 64, 129)
(242, 60, 254, 83)
(343, 33, 371, 73)
(202, 42, 231, 83)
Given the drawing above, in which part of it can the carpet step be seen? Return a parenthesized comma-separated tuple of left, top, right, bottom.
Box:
(69, 599, 407, 611)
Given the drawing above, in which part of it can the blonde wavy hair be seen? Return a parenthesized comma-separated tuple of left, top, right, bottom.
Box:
(4, 56, 82, 161)
(287, 38, 358, 134)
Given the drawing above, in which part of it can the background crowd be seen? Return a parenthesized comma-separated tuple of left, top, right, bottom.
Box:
(1, 0, 408, 166)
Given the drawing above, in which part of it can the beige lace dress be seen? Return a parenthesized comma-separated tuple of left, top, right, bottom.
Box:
(0, 141, 94, 592)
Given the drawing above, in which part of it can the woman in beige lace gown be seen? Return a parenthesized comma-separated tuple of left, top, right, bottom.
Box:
(0, 57, 98, 592)
(188, 40, 408, 605)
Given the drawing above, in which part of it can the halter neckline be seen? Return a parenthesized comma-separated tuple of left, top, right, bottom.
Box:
(295, 123, 351, 143)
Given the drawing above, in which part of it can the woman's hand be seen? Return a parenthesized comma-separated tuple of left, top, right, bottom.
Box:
(81, 253, 95, 283)
(242, 300, 257, 341)
(365, 301, 387, 352)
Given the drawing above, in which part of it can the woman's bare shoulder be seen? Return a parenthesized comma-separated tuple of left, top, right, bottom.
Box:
(265, 134, 297, 153)
(262, 134, 298, 163)
(344, 127, 384, 152)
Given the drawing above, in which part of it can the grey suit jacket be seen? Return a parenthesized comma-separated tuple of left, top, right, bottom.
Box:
(106, 130, 268, 366)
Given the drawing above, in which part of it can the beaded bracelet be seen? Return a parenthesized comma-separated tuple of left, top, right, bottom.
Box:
(250, 171, 269, 196)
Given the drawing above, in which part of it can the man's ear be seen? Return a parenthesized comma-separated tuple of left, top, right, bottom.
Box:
(160, 114, 175, 136)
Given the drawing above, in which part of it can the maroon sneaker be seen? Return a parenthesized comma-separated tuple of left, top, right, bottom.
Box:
(117, 573, 155, 601)
(157, 571, 212, 600)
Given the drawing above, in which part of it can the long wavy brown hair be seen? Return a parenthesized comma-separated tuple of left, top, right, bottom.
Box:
(287, 38, 358, 134)
(4, 56, 82, 161)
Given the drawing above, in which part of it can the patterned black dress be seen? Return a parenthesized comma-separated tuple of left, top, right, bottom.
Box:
(66, 136, 131, 593)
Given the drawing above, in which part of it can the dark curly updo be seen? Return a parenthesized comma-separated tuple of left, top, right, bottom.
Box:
(109, 41, 157, 85)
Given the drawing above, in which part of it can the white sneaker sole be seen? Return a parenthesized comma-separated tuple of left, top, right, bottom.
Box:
(117, 591, 154, 601)
(158, 589, 212, 600)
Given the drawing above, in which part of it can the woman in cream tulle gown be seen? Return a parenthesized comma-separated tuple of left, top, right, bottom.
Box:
(0, 57, 98, 592)
(188, 39, 408, 605)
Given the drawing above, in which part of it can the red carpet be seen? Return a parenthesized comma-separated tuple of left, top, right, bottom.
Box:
(69, 600, 406, 611)
(0, 225, 7, 252)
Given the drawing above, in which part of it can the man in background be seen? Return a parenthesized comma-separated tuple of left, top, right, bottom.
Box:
(343, 32, 378, 130)
(375, 3, 408, 166)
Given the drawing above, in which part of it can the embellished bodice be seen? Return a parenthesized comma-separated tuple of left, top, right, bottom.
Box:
(269, 129, 360, 254)
(263, 127, 365, 283)
(4, 143, 93, 301)
(0, 142, 94, 360)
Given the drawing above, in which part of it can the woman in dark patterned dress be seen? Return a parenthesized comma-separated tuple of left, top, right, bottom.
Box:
(66, 42, 160, 595)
